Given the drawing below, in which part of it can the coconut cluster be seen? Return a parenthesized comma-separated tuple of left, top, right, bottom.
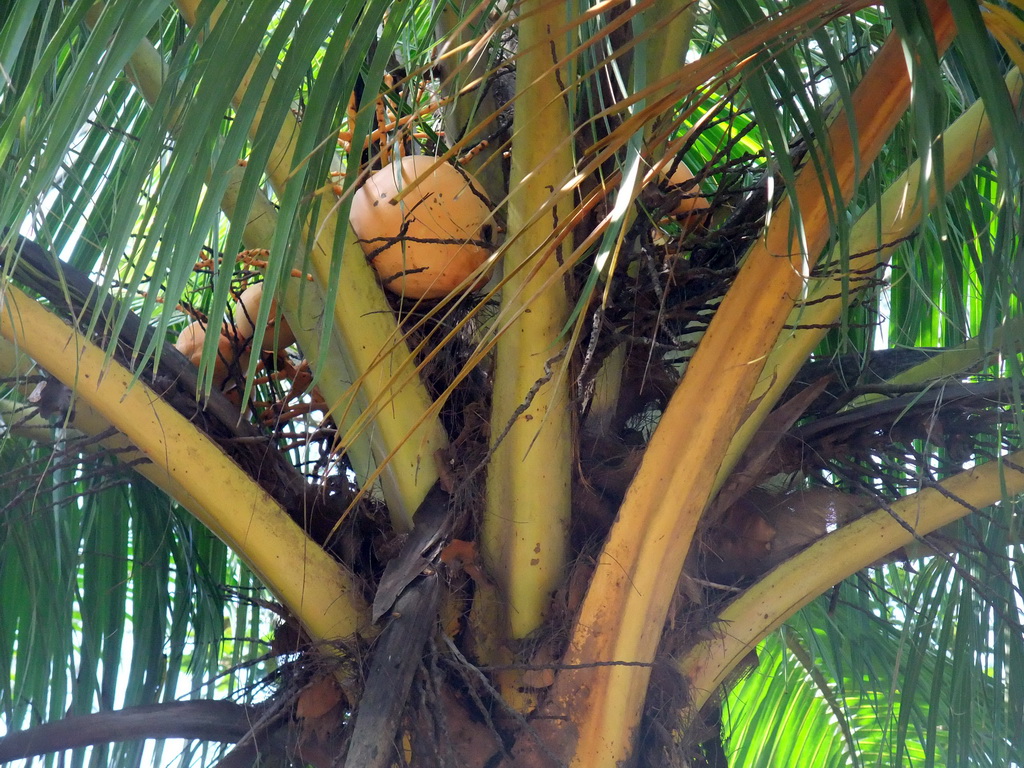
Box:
(176, 153, 705, 395)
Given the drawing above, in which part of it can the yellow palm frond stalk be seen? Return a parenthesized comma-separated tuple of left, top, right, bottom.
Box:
(0, 282, 367, 642)
(514, 4, 957, 766)
(482, 0, 574, 645)
(0, 335, 142, 458)
(856, 312, 1024, 394)
(681, 448, 1024, 710)
(641, 0, 697, 148)
(720, 66, 1024, 488)
(433, 0, 513, 204)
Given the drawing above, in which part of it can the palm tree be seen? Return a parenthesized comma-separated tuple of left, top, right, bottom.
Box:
(1, 0, 1023, 765)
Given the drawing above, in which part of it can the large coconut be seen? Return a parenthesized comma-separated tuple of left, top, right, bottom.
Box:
(232, 282, 295, 352)
(174, 320, 237, 388)
(663, 162, 708, 233)
(350, 156, 495, 299)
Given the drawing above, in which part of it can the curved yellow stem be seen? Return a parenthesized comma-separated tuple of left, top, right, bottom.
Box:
(681, 448, 1024, 710)
(719, 67, 1023, 489)
(529, 6, 956, 765)
(0, 282, 367, 643)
